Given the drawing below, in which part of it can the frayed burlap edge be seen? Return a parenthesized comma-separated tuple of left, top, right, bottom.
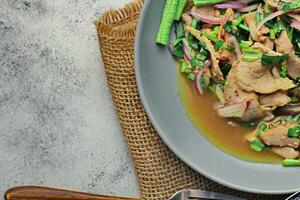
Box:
(95, 1, 287, 199)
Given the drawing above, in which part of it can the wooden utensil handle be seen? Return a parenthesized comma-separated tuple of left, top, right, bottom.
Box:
(5, 186, 140, 200)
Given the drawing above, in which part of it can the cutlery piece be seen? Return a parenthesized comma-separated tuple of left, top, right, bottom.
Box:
(5, 186, 246, 200)
(286, 191, 300, 200)
(169, 189, 246, 200)
(5, 186, 139, 200)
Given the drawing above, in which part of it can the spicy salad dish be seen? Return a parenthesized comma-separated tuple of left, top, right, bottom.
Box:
(156, 0, 300, 166)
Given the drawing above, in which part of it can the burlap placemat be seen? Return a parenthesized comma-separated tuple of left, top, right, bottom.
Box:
(95, 1, 287, 199)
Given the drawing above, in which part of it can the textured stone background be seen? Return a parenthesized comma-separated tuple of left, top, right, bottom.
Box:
(0, 0, 140, 198)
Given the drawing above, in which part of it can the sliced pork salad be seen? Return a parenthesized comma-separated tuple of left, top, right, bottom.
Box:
(156, 0, 300, 166)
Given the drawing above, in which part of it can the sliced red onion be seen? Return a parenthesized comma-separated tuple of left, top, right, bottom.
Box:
(257, 10, 284, 31)
(291, 20, 300, 30)
(239, 3, 259, 12)
(289, 9, 300, 14)
(182, 40, 192, 61)
(195, 69, 203, 95)
(257, 3, 263, 14)
(204, 59, 212, 67)
(168, 44, 174, 55)
(226, 36, 241, 58)
(214, 1, 246, 10)
(288, 14, 300, 22)
(238, 0, 256, 3)
(182, 47, 192, 61)
(217, 101, 250, 118)
(191, 11, 222, 24)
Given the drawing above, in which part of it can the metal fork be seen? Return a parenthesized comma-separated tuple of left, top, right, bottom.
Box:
(168, 189, 246, 200)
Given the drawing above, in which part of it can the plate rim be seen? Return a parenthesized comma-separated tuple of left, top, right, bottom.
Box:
(134, 0, 297, 195)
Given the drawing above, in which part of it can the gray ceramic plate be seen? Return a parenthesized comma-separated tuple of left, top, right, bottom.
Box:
(135, 0, 300, 194)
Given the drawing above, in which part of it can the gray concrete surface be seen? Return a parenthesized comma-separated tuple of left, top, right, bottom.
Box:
(0, 0, 140, 198)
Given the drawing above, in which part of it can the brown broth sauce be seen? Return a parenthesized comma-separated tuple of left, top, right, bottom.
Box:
(177, 69, 281, 163)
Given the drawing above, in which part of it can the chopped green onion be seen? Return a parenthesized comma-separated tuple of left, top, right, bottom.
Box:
(224, 21, 234, 33)
(256, 12, 264, 24)
(279, 64, 288, 78)
(291, 96, 299, 103)
(242, 53, 262, 62)
(208, 83, 216, 93)
(175, 22, 185, 38)
(274, 21, 283, 37)
(263, 4, 273, 15)
(256, 123, 268, 136)
(286, 115, 300, 123)
(282, 159, 300, 167)
(261, 54, 288, 66)
(288, 126, 300, 138)
(204, 31, 218, 43)
(250, 140, 265, 152)
(242, 48, 261, 54)
(269, 28, 276, 40)
(215, 40, 224, 51)
(193, 0, 226, 6)
(200, 76, 206, 89)
(191, 58, 204, 67)
(187, 72, 196, 81)
(188, 18, 200, 50)
(234, 16, 244, 26)
(175, 0, 187, 21)
(272, 119, 282, 126)
(173, 45, 184, 58)
(196, 53, 207, 61)
(180, 61, 191, 73)
(238, 24, 250, 32)
(213, 26, 220, 34)
(199, 41, 206, 49)
(173, 38, 182, 47)
(156, 0, 179, 45)
(225, 44, 234, 52)
(239, 40, 253, 49)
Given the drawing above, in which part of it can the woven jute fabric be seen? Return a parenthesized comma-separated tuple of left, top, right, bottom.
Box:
(95, 1, 287, 199)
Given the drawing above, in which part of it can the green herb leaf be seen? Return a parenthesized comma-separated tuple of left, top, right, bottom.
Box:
(261, 54, 288, 66)
(172, 45, 184, 58)
(191, 58, 204, 67)
(288, 126, 300, 138)
(269, 28, 276, 40)
(187, 72, 196, 81)
(250, 140, 265, 152)
(256, 12, 264, 24)
(215, 39, 224, 51)
(175, 22, 185, 38)
(172, 38, 182, 47)
(279, 64, 288, 78)
(224, 21, 233, 33)
(225, 44, 234, 52)
(281, 1, 300, 13)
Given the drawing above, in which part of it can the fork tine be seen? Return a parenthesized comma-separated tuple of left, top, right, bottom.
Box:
(168, 190, 189, 200)
(169, 189, 246, 200)
(187, 189, 246, 200)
